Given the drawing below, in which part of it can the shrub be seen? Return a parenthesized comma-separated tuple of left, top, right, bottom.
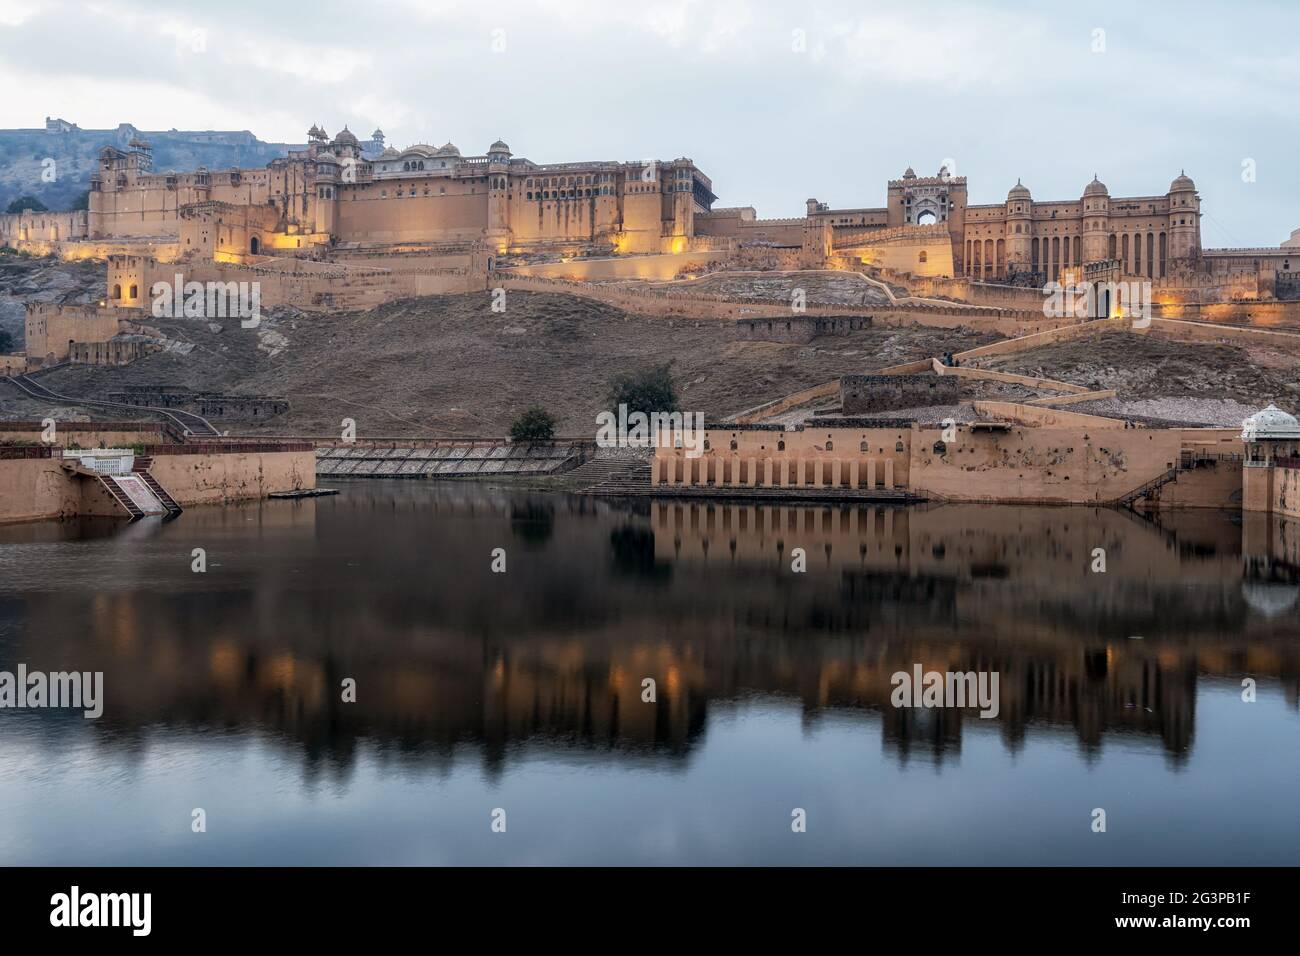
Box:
(510, 406, 556, 442)
(607, 363, 677, 415)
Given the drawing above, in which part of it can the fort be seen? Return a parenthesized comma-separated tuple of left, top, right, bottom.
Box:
(4, 119, 1300, 527)
(1, 125, 1297, 313)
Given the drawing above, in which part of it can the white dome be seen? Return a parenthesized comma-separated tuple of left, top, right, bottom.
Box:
(1241, 404, 1300, 441)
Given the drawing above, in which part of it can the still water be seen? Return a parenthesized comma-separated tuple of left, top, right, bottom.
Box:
(0, 482, 1297, 865)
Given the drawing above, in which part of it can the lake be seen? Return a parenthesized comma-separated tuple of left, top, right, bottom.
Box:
(0, 482, 1297, 865)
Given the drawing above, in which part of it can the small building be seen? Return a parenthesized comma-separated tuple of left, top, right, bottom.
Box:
(1241, 404, 1300, 516)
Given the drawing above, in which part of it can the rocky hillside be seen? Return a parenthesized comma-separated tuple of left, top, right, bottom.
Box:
(0, 259, 999, 436)
(0, 125, 296, 212)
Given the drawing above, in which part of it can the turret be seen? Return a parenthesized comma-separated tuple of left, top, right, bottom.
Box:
(486, 141, 511, 251)
(1004, 179, 1032, 274)
(1081, 174, 1110, 264)
(1168, 171, 1200, 261)
(314, 152, 340, 235)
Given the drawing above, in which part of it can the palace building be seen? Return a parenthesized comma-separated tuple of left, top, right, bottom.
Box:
(80, 126, 717, 258)
(2, 124, 1297, 307)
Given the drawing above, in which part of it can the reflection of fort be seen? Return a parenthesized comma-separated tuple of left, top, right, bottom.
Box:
(2, 487, 1299, 773)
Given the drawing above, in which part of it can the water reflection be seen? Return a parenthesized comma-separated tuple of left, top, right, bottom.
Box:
(1, 486, 1297, 782)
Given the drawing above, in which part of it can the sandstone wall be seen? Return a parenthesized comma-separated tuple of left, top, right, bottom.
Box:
(146, 446, 315, 505)
(0, 422, 174, 447)
(909, 425, 1184, 504)
(0, 454, 80, 523)
(841, 374, 960, 414)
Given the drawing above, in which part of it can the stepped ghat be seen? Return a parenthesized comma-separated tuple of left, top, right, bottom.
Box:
(0, 436, 315, 524)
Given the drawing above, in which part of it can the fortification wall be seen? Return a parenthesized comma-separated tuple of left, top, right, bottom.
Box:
(0, 445, 315, 523)
(0, 454, 81, 523)
(1156, 300, 1300, 328)
(504, 251, 730, 282)
(123, 257, 481, 313)
(909, 424, 1184, 504)
(0, 209, 88, 244)
(735, 315, 871, 344)
(841, 374, 960, 414)
(146, 446, 315, 504)
(25, 303, 123, 364)
(694, 210, 805, 247)
(0, 422, 174, 447)
(845, 234, 954, 278)
(336, 184, 489, 244)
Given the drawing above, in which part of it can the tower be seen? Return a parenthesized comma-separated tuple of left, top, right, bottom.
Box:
(486, 140, 512, 251)
(668, 159, 696, 248)
(1081, 174, 1110, 265)
(314, 152, 340, 236)
(1167, 172, 1200, 262)
(1004, 180, 1032, 275)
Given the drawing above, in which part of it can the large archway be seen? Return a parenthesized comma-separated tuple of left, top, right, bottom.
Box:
(916, 210, 938, 227)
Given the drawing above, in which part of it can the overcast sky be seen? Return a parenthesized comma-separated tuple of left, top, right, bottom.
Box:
(1, 0, 1295, 246)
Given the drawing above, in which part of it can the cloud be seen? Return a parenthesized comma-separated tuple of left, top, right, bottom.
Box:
(0, 0, 1296, 244)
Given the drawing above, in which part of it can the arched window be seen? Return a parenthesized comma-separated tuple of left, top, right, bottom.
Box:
(112, 284, 121, 299)
(918, 250, 928, 264)
(777, 440, 785, 451)
(825, 440, 834, 451)
(895, 440, 904, 452)
(129, 284, 137, 299)
(860, 441, 868, 452)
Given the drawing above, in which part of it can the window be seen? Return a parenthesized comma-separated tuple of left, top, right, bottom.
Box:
(918, 250, 928, 263)
(777, 440, 785, 451)
(860, 441, 868, 452)
(895, 441, 904, 452)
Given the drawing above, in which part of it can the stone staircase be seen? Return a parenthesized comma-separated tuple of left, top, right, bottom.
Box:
(97, 475, 145, 519)
(131, 458, 184, 517)
(566, 457, 653, 495)
(1119, 468, 1179, 509)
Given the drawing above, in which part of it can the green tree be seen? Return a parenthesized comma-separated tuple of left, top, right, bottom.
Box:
(5, 195, 47, 214)
(607, 363, 677, 415)
(68, 190, 90, 211)
(510, 406, 556, 442)
(0, 330, 13, 353)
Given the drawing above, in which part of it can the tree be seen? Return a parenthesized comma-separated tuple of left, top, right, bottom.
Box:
(68, 190, 90, 211)
(510, 406, 556, 442)
(5, 195, 47, 214)
(607, 363, 677, 415)
(0, 330, 13, 353)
